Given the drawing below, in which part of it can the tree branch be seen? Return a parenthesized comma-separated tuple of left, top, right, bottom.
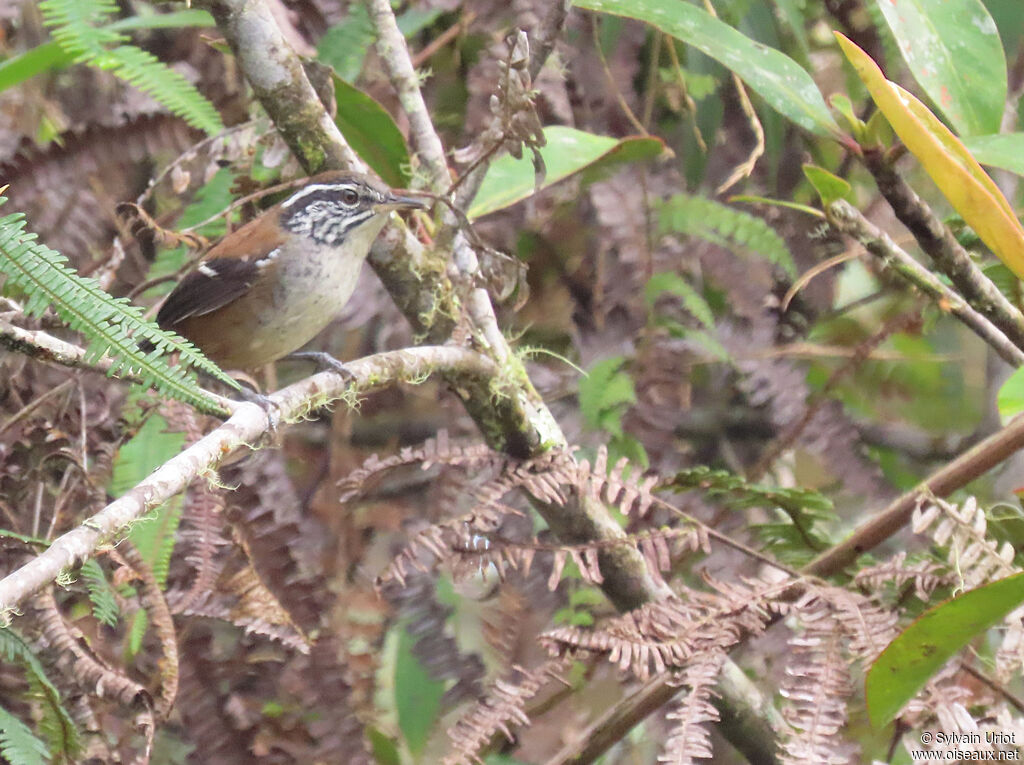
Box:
(826, 200, 1024, 367)
(174, 3, 780, 760)
(0, 346, 497, 613)
(804, 413, 1024, 577)
(862, 148, 1024, 351)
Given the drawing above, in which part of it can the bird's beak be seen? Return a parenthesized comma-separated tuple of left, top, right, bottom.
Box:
(375, 192, 428, 213)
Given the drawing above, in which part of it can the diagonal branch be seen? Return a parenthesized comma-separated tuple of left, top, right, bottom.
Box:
(0, 346, 497, 614)
(184, 3, 781, 760)
(862, 148, 1024, 351)
(825, 200, 1024, 367)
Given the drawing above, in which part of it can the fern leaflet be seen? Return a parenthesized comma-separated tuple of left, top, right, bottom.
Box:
(659, 194, 797, 278)
(0, 629, 79, 760)
(39, 0, 222, 134)
(79, 559, 120, 627)
(0, 707, 49, 765)
(0, 202, 235, 415)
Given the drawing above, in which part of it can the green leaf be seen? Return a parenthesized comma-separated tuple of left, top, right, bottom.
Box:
(963, 132, 1024, 177)
(866, 571, 1024, 728)
(579, 357, 636, 437)
(875, 0, 1005, 136)
(79, 559, 120, 627)
(573, 0, 840, 137)
(645, 272, 714, 328)
(367, 728, 401, 765)
(802, 164, 852, 207)
(394, 626, 445, 756)
(332, 75, 411, 188)
(997, 364, 1024, 419)
(111, 413, 186, 588)
(658, 194, 797, 278)
(470, 127, 664, 219)
(0, 707, 49, 765)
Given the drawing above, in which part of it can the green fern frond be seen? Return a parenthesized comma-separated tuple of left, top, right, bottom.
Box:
(111, 414, 187, 589)
(0, 707, 49, 765)
(667, 466, 835, 563)
(79, 559, 120, 627)
(659, 194, 797, 279)
(0, 202, 235, 415)
(39, 0, 223, 134)
(101, 45, 223, 134)
(645, 272, 715, 329)
(0, 629, 79, 760)
(38, 0, 123, 58)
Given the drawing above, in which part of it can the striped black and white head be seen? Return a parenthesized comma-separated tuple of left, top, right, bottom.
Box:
(280, 173, 424, 247)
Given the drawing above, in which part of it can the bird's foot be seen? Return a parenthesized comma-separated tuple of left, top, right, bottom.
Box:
(234, 385, 282, 431)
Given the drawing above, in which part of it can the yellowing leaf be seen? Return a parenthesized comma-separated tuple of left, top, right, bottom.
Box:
(835, 33, 1024, 279)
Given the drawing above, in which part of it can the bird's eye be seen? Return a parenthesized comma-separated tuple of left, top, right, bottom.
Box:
(340, 188, 360, 206)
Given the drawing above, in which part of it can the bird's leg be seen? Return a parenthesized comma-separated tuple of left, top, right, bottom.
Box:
(285, 351, 355, 381)
(232, 385, 281, 429)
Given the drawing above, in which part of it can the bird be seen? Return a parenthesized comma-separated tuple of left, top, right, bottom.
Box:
(156, 171, 425, 374)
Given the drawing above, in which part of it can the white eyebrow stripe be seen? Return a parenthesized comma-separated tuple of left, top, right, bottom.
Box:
(282, 183, 359, 209)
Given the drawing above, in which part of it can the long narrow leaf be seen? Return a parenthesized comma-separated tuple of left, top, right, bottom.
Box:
(574, 0, 840, 138)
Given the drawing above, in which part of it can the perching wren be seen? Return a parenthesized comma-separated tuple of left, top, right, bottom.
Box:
(157, 171, 424, 372)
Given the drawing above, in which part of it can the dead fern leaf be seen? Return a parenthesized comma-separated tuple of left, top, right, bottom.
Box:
(779, 602, 854, 765)
(659, 651, 726, 764)
(912, 496, 1017, 590)
(443, 655, 572, 765)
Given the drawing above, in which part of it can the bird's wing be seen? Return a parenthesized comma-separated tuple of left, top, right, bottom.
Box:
(156, 212, 282, 329)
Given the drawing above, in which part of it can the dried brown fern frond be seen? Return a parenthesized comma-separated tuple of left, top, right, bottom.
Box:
(912, 496, 1018, 589)
(659, 651, 726, 764)
(1, 114, 202, 262)
(853, 551, 948, 603)
(996, 605, 1024, 683)
(385, 571, 485, 709)
(337, 431, 500, 504)
(812, 586, 900, 665)
(573, 446, 660, 518)
(33, 586, 155, 723)
(442, 654, 573, 765)
(901, 667, 980, 749)
(169, 482, 229, 614)
(377, 507, 513, 588)
(541, 579, 782, 681)
(779, 601, 854, 765)
(447, 525, 709, 590)
(111, 544, 180, 720)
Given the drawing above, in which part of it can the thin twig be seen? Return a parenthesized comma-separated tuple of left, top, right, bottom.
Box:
(366, 0, 450, 190)
(827, 199, 1024, 367)
(528, 0, 570, 81)
(701, 0, 763, 195)
(411, 11, 475, 68)
(664, 37, 707, 153)
(0, 379, 74, 436)
(590, 15, 648, 136)
(805, 412, 1024, 577)
(862, 147, 1024, 352)
(782, 250, 859, 312)
(0, 346, 499, 612)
